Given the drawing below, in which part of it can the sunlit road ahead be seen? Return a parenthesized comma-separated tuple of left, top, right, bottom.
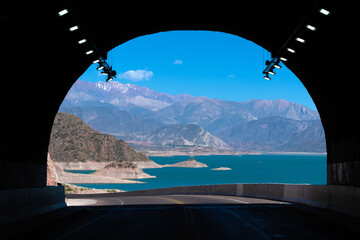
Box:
(3, 194, 360, 239)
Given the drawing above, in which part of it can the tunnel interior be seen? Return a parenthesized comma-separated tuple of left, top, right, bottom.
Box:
(2, 0, 360, 190)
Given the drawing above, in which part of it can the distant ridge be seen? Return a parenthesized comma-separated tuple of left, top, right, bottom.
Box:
(59, 80, 325, 152)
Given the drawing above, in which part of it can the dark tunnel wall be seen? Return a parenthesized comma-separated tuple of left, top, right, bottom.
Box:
(1, 0, 359, 188)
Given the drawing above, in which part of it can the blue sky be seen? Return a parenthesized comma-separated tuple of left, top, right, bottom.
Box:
(79, 31, 317, 110)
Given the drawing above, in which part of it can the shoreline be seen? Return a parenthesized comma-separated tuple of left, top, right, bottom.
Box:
(145, 151, 327, 157)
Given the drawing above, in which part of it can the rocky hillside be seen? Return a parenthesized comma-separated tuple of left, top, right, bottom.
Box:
(218, 117, 325, 152)
(48, 112, 151, 163)
(148, 124, 230, 149)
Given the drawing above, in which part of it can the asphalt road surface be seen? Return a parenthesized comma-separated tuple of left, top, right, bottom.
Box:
(3, 194, 360, 239)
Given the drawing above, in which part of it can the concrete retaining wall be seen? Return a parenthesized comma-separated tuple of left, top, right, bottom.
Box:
(68, 183, 360, 217)
(0, 186, 66, 225)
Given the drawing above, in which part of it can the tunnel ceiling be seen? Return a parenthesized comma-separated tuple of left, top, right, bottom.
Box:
(2, 0, 360, 188)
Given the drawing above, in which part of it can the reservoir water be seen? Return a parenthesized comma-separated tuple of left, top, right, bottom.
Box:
(75, 154, 326, 191)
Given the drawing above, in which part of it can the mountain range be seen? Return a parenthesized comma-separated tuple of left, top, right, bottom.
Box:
(59, 80, 325, 152)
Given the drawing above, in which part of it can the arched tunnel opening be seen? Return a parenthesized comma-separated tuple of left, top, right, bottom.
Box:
(2, 0, 360, 237)
(48, 30, 327, 194)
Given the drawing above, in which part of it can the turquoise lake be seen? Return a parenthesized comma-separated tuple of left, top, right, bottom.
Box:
(75, 154, 327, 191)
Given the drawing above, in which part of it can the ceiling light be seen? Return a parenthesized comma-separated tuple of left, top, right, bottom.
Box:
(264, 74, 271, 80)
(296, 37, 306, 43)
(287, 48, 296, 53)
(280, 57, 287, 62)
(97, 65, 104, 70)
(306, 25, 316, 31)
(93, 59, 100, 64)
(78, 39, 87, 44)
(269, 71, 276, 75)
(69, 26, 79, 31)
(85, 50, 94, 55)
(320, 9, 330, 16)
(274, 64, 281, 69)
(58, 9, 68, 16)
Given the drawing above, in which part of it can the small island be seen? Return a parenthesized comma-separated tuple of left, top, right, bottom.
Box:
(211, 167, 232, 171)
(162, 158, 208, 168)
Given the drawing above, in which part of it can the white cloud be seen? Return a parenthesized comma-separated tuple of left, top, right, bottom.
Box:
(174, 60, 183, 65)
(118, 69, 153, 81)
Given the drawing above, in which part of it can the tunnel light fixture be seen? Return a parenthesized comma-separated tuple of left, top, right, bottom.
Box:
(96, 58, 117, 82)
(306, 25, 316, 31)
(264, 73, 271, 80)
(78, 39, 87, 44)
(262, 6, 329, 81)
(57, 7, 117, 83)
(263, 57, 280, 79)
(287, 48, 296, 53)
(69, 26, 79, 31)
(320, 9, 330, 16)
(296, 37, 306, 43)
(58, 9, 69, 16)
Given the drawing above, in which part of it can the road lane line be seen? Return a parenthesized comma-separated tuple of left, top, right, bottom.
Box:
(195, 195, 249, 204)
(114, 199, 124, 205)
(155, 197, 184, 205)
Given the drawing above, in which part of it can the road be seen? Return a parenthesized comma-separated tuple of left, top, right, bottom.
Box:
(3, 194, 360, 239)
(66, 194, 285, 206)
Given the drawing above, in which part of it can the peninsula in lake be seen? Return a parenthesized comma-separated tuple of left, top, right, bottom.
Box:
(48, 113, 209, 186)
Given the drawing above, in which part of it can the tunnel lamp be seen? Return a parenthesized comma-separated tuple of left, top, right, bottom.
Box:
(264, 74, 271, 80)
(320, 9, 330, 16)
(306, 25, 316, 31)
(280, 57, 287, 62)
(269, 70, 276, 75)
(97, 65, 104, 70)
(287, 48, 296, 53)
(296, 37, 306, 43)
(274, 64, 281, 69)
(78, 39, 87, 44)
(69, 26, 79, 31)
(85, 50, 94, 55)
(58, 9, 68, 16)
(93, 59, 100, 64)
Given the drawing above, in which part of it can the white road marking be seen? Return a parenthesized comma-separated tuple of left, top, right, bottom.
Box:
(66, 199, 97, 206)
(115, 199, 124, 205)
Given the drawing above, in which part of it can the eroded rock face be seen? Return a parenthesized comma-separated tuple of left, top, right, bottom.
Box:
(48, 112, 151, 163)
(47, 153, 58, 186)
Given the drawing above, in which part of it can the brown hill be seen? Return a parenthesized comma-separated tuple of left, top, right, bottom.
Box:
(48, 112, 151, 163)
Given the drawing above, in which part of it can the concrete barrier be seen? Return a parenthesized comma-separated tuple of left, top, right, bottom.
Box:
(0, 186, 66, 225)
(68, 183, 360, 217)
